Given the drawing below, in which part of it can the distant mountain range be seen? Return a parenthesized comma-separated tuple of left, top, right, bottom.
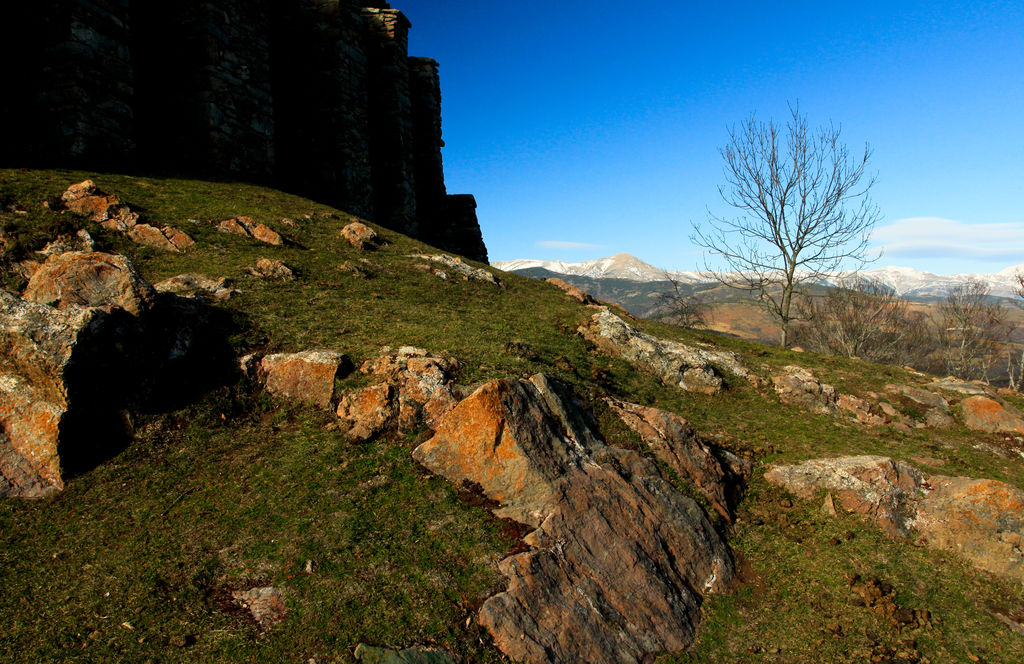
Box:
(492, 253, 1024, 300)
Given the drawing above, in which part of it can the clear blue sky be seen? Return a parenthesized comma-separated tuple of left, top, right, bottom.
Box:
(399, 0, 1024, 275)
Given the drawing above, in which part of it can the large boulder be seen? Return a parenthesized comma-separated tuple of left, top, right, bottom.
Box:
(766, 456, 1024, 581)
(22, 252, 156, 315)
(960, 395, 1024, 434)
(579, 309, 750, 394)
(414, 375, 733, 664)
(0, 290, 106, 497)
(260, 350, 347, 409)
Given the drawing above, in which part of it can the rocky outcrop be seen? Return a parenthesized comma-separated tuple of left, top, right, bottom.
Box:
(337, 347, 459, 441)
(766, 456, 1024, 582)
(414, 374, 733, 664)
(960, 396, 1024, 434)
(545, 277, 598, 305)
(218, 217, 284, 246)
(22, 252, 156, 316)
(260, 351, 347, 409)
(59, 181, 194, 252)
(579, 309, 750, 394)
(605, 398, 749, 521)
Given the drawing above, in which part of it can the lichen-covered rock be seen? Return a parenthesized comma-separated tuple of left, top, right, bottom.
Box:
(605, 397, 747, 521)
(218, 216, 282, 245)
(336, 384, 397, 442)
(887, 384, 950, 411)
(154, 274, 238, 301)
(930, 377, 992, 396)
(772, 365, 838, 414)
(414, 375, 733, 664)
(409, 253, 501, 287)
(545, 277, 597, 305)
(579, 309, 749, 394)
(261, 350, 346, 408)
(37, 229, 96, 257)
(766, 455, 1024, 581)
(126, 223, 195, 252)
(247, 258, 295, 281)
(22, 251, 156, 316)
(59, 181, 191, 251)
(0, 290, 106, 497)
(960, 396, 1024, 434)
(765, 456, 924, 538)
(337, 347, 459, 440)
(340, 221, 381, 249)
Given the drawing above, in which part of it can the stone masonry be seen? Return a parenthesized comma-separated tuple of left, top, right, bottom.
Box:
(0, 1, 487, 262)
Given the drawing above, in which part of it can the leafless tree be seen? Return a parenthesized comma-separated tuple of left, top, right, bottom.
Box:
(795, 278, 925, 364)
(654, 273, 708, 329)
(937, 278, 1007, 382)
(692, 105, 881, 347)
(1007, 273, 1024, 391)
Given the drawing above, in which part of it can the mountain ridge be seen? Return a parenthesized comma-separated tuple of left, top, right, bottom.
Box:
(492, 254, 1024, 299)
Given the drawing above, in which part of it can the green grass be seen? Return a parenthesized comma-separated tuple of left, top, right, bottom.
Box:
(2, 168, 1024, 663)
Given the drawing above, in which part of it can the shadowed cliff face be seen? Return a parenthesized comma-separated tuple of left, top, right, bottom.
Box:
(0, 0, 488, 262)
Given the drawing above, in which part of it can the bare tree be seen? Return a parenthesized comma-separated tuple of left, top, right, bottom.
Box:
(937, 278, 1007, 382)
(692, 106, 881, 347)
(1008, 273, 1024, 390)
(795, 278, 926, 364)
(653, 273, 708, 329)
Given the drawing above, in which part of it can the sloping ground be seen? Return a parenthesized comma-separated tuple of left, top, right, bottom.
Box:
(1, 169, 1024, 663)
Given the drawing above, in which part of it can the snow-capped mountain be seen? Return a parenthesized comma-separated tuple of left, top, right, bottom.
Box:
(492, 254, 1024, 299)
(492, 253, 706, 283)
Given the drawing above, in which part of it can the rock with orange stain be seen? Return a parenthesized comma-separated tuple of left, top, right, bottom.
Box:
(960, 395, 1024, 434)
(261, 350, 346, 409)
(766, 455, 1024, 581)
(218, 216, 283, 246)
(545, 277, 597, 305)
(336, 347, 459, 440)
(336, 384, 397, 442)
(59, 181, 190, 252)
(414, 374, 734, 664)
(23, 251, 156, 316)
(605, 397, 749, 522)
(339, 221, 381, 249)
(0, 290, 107, 497)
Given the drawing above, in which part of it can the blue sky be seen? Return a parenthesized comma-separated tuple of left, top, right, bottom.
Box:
(399, 1, 1024, 275)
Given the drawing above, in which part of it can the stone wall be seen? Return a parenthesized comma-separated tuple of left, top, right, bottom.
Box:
(0, 0, 487, 261)
(4, 1, 136, 167)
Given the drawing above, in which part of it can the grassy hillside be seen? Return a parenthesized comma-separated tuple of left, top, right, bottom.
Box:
(2, 169, 1024, 663)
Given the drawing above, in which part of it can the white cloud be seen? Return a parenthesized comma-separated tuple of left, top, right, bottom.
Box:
(871, 217, 1024, 262)
(536, 241, 604, 249)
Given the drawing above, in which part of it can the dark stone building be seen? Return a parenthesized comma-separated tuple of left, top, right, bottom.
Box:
(0, 0, 487, 262)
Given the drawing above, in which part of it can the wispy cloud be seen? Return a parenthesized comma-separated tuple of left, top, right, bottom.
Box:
(871, 217, 1024, 262)
(536, 241, 604, 249)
